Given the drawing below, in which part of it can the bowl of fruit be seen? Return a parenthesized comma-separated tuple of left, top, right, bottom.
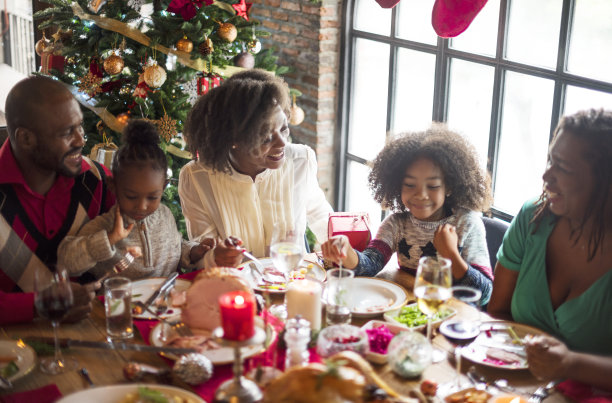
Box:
(316, 324, 369, 358)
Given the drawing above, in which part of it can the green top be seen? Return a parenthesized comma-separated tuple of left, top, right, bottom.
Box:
(497, 200, 612, 355)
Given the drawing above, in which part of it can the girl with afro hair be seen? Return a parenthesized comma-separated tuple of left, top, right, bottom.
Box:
(322, 123, 493, 306)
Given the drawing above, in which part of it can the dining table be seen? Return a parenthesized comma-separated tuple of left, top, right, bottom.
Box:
(1, 255, 572, 403)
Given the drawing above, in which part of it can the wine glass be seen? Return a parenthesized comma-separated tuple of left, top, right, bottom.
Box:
(414, 256, 452, 363)
(268, 224, 304, 320)
(439, 286, 483, 393)
(34, 267, 77, 374)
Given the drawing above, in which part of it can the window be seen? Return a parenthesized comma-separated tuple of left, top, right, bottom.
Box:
(338, 0, 612, 229)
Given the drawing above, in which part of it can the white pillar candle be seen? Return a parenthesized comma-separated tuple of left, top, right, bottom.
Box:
(286, 278, 322, 330)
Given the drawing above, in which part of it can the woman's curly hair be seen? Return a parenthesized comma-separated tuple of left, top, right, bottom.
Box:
(184, 69, 291, 173)
(532, 108, 612, 261)
(368, 123, 492, 214)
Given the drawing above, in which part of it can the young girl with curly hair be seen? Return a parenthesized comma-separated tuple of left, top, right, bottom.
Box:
(58, 120, 213, 280)
(322, 124, 494, 305)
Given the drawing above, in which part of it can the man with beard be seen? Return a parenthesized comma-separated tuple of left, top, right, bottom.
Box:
(0, 76, 115, 324)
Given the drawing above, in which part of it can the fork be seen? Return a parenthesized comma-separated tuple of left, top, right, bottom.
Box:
(528, 380, 559, 403)
(133, 301, 193, 337)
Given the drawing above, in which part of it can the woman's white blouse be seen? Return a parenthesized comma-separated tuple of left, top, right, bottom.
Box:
(178, 144, 332, 266)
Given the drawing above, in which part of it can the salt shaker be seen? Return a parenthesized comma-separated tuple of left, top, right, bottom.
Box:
(284, 316, 311, 369)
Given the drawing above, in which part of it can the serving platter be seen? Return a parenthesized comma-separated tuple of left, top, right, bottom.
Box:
(57, 384, 205, 403)
(0, 340, 36, 385)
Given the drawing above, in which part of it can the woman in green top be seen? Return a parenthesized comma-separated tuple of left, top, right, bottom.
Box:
(488, 109, 612, 390)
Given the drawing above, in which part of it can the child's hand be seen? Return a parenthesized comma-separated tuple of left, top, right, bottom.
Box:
(189, 238, 217, 263)
(213, 236, 244, 268)
(108, 206, 134, 245)
(433, 223, 459, 259)
(321, 235, 351, 264)
(126, 246, 142, 258)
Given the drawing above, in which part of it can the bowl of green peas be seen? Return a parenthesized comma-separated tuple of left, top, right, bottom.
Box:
(383, 303, 456, 332)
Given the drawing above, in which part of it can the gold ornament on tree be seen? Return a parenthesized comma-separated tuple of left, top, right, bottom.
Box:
(217, 22, 237, 43)
(156, 112, 178, 142)
(289, 95, 305, 126)
(176, 36, 193, 53)
(143, 60, 167, 88)
(198, 37, 214, 57)
(103, 52, 125, 75)
(90, 127, 119, 169)
(78, 71, 103, 97)
(35, 33, 51, 56)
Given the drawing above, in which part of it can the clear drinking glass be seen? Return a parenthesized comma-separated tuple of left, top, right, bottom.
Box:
(34, 268, 77, 374)
(324, 268, 354, 326)
(414, 256, 452, 363)
(269, 224, 303, 319)
(104, 277, 133, 341)
(439, 286, 483, 393)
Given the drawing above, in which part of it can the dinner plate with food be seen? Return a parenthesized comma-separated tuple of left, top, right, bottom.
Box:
(384, 302, 456, 331)
(150, 267, 273, 364)
(57, 384, 205, 403)
(0, 340, 36, 385)
(237, 257, 326, 294)
(130, 278, 192, 320)
(461, 321, 545, 370)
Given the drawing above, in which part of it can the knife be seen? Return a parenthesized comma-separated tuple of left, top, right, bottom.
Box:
(139, 272, 179, 313)
(25, 337, 196, 355)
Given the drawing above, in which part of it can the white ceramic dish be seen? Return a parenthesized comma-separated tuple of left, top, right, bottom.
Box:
(237, 257, 326, 294)
(131, 277, 191, 320)
(56, 383, 205, 403)
(462, 321, 545, 370)
(383, 302, 457, 331)
(340, 278, 408, 318)
(149, 318, 272, 364)
(361, 320, 407, 364)
(0, 340, 36, 385)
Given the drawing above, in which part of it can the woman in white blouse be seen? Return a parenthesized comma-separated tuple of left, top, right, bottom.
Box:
(179, 69, 333, 268)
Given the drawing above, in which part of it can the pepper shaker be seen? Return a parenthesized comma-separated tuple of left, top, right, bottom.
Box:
(284, 316, 311, 369)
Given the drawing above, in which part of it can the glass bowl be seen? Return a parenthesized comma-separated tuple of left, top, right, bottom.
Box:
(316, 324, 369, 358)
(387, 331, 432, 378)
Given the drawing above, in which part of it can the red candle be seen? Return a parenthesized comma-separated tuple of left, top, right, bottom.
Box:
(218, 291, 255, 341)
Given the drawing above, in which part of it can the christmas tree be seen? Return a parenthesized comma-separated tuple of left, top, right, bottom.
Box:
(33, 0, 292, 236)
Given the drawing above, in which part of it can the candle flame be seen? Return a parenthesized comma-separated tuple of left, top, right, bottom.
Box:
(235, 295, 245, 305)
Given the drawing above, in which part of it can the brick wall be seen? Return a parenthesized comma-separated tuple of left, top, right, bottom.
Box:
(250, 0, 342, 206)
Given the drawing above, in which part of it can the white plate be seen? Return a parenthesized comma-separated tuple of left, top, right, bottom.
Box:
(237, 258, 326, 294)
(384, 302, 457, 331)
(149, 320, 270, 364)
(131, 278, 191, 320)
(0, 340, 36, 384)
(56, 383, 205, 403)
(343, 278, 408, 318)
(461, 321, 546, 370)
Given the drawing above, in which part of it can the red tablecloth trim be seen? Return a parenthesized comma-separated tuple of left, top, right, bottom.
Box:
(0, 383, 62, 403)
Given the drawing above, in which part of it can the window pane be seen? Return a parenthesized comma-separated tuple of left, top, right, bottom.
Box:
(348, 38, 390, 161)
(346, 160, 382, 232)
(450, 0, 500, 57)
(564, 86, 612, 116)
(447, 59, 495, 169)
(354, 0, 392, 36)
(396, 0, 437, 45)
(506, 0, 562, 69)
(391, 48, 436, 133)
(567, 0, 612, 83)
(495, 72, 554, 215)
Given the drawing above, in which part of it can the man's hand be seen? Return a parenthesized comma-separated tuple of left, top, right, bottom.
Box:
(107, 206, 134, 246)
(62, 281, 100, 323)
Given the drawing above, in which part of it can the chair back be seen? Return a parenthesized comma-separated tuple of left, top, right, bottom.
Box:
(481, 216, 510, 271)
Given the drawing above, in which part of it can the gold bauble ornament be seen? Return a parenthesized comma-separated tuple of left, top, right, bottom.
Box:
(198, 38, 214, 57)
(289, 104, 305, 126)
(176, 36, 193, 53)
(35, 33, 50, 56)
(116, 112, 130, 125)
(217, 23, 237, 43)
(143, 62, 167, 88)
(155, 113, 178, 142)
(103, 53, 125, 75)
